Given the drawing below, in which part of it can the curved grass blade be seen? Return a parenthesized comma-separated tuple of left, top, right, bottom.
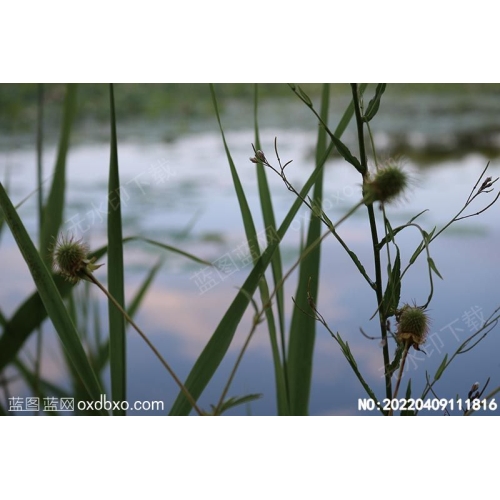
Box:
(209, 84, 288, 413)
(40, 84, 78, 262)
(210, 84, 259, 257)
(122, 236, 212, 267)
(168, 239, 280, 415)
(0, 183, 106, 413)
(169, 86, 360, 416)
(127, 258, 164, 319)
(209, 393, 262, 415)
(0, 274, 73, 372)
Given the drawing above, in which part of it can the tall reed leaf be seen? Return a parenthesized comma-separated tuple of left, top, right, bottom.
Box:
(287, 83, 330, 415)
(209, 85, 259, 255)
(210, 84, 287, 413)
(40, 84, 77, 261)
(108, 83, 126, 415)
(0, 183, 105, 413)
(253, 84, 289, 415)
(0, 276, 73, 371)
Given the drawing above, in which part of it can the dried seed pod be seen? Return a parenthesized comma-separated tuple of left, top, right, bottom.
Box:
(364, 163, 409, 205)
(52, 234, 103, 284)
(396, 304, 430, 347)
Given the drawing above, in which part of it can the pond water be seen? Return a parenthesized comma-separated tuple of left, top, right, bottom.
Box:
(1, 96, 500, 416)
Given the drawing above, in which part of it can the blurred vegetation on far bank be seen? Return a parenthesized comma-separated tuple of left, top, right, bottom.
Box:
(2, 83, 299, 129)
(2, 83, 500, 161)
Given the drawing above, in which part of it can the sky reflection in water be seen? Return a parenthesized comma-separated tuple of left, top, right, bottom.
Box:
(1, 131, 499, 416)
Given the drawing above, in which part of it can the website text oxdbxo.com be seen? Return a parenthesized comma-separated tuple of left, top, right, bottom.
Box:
(8, 394, 164, 413)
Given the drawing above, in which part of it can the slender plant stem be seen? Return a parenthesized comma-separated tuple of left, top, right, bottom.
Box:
(350, 84, 392, 400)
(83, 269, 203, 416)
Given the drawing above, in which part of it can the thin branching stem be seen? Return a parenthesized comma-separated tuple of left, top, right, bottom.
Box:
(253, 141, 376, 288)
(398, 163, 500, 272)
(419, 305, 500, 407)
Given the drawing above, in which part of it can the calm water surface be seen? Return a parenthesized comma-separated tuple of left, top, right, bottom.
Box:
(1, 126, 499, 415)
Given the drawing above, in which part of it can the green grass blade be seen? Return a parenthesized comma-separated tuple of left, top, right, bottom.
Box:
(213, 84, 288, 415)
(169, 239, 279, 415)
(122, 236, 212, 267)
(211, 393, 262, 415)
(287, 83, 330, 415)
(0, 276, 73, 371)
(107, 83, 126, 415)
(210, 84, 259, 256)
(40, 84, 77, 261)
(210, 84, 281, 405)
(0, 183, 106, 413)
(253, 84, 289, 415)
(127, 258, 163, 319)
